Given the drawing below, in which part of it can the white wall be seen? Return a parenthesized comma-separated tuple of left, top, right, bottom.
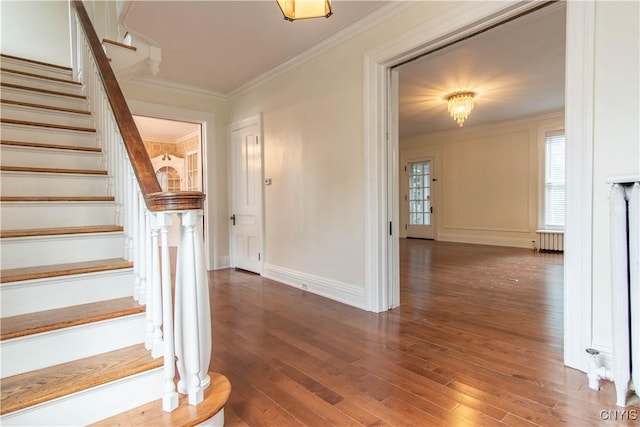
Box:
(591, 1, 640, 355)
(228, 2, 459, 302)
(0, 0, 71, 67)
(400, 112, 564, 248)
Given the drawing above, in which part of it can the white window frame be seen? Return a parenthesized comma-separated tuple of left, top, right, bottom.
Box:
(185, 149, 200, 191)
(538, 125, 565, 230)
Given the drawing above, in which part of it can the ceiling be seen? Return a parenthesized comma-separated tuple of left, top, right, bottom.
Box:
(123, 1, 566, 140)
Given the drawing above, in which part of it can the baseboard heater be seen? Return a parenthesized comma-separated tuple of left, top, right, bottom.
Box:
(536, 230, 564, 252)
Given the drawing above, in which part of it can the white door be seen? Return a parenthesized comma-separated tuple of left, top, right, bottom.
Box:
(230, 116, 263, 274)
(405, 158, 435, 239)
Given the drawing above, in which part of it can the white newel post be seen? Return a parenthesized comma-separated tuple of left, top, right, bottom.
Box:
(175, 210, 211, 405)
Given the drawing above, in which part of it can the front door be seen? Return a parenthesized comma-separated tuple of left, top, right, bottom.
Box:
(406, 158, 435, 239)
(230, 116, 263, 273)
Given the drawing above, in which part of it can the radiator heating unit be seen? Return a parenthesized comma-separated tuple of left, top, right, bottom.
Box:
(536, 230, 564, 252)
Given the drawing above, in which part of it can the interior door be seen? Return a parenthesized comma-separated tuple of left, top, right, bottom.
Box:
(230, 117, 263, 273)
(405, 158, 435, 239)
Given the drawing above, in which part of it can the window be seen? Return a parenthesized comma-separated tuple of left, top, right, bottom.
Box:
(156, 166, 181, 192)
(544, 131, 565, 229)
(186, 151, 199, 191)
(408, 160, 431, 226)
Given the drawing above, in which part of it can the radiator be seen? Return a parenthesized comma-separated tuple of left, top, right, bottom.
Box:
(536, 230, 564, 251)
(609, 179, 640, 407)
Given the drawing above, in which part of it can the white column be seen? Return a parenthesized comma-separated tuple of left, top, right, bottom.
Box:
(628, 183, 640, 401)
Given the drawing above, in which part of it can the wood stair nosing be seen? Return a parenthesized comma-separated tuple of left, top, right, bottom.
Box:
(0, 53, 73, 72)
(0, 296, 144, 341)
(1, 118, 96, 133)
(0, 344, 162, 416)
(90, 372, 231, 427)
(0, 140, 101, 153)
(0, 258, 132, 284)
(0, 82, 86, 99)
(0, 67, 82, 86)
(102, 38, 138, 52)
(0, 196, 114, 202)
(0, 98, 91, 115)
(0, 225, 123, 239)
(0, 165, 107, 175)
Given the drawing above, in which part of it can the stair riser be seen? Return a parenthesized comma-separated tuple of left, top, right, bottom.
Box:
(0, 367, 164, 426)
(1, 233, 125, 269)
(0, 172, 109, 197)
(0, 314, 145, 378)
(1, 104, 94, 128)
(1, 202, 116, 229)
(1, 122, 97, 146)
(0, 71, 84, 95)
(0, 145, 103, 170)
(0, 57, 73, 80)
(1, 269, 134, 317)
(1, 86, 89, 110)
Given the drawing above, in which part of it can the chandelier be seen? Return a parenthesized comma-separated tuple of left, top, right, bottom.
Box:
(276, 0, 332, 21)
(447, 92, 475, 127)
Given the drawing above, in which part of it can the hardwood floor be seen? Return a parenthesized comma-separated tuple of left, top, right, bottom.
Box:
(208, 240, 639, 426)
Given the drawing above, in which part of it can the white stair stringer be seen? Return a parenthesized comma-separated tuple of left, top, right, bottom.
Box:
(0, 85, 89, 111)
(0, 144, 102, 170)
(0, 102, 94, 128)
(0, 55, 73, 80)
(0, 70, 85, 95)
(0, 122, 97, 146)
(0, 313, 146, 378)
(0, 366, 164, 427)
(1, 232, 125, 269)
(0, 171, 109, 197)
(1, 268, 134, 317)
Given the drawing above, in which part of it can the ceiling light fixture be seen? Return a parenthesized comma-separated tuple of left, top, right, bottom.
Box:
(447, 92, 475, 127)
(276, 0, 332, 21)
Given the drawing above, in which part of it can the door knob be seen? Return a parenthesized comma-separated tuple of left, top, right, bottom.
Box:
(230, 214, 236, 226)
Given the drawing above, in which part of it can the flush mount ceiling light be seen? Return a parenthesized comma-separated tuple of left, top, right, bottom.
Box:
(447, 91, 475, 127)
(276, 0, 332, 21)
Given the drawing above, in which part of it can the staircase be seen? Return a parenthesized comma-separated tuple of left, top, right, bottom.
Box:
(0, 53, 228, 425)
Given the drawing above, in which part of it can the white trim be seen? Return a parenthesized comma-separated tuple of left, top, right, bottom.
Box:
(263, 264, 366, 310)
(125, 99, 218, 271)
(563, 0, 595, 372)
(228, 2, 412, 99)
(606, 175, 640, 185)
(128, 75, 227, 101)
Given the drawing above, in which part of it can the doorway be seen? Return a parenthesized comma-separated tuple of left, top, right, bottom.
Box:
(133, 115, 203, 247)
(364, 0, 594, 370)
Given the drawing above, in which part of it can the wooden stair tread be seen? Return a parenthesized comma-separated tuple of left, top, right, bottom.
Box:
(0, 165, 106, 175)
(0, 67, 81, 85)
(0, 139, 101, 152)
(1, 82, 85, 99)
(91, 372, 231, 427)
(1, 225, 123, 239)
(1, 196, 114, 202)
(102, 39, 138, 51)
(0, 344, 161, 415)
(1, 258, 132, 283)
(1, 118, 96, 133)
(0, 53, 72, 71)
(0, 297, 144, 341)
(1, 98, 91, 115)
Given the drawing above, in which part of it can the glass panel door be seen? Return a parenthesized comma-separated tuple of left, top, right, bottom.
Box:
(406, 159, 434, 239)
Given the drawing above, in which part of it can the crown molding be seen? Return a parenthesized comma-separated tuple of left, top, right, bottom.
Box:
(228, 0, 414, 99)
(126, 75, 228, 101)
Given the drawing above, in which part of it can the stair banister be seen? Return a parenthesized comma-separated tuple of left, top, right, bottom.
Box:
(70, 0, 211, 412)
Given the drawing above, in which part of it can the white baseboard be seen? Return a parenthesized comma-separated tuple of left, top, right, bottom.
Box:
(263, 264, 366, 310)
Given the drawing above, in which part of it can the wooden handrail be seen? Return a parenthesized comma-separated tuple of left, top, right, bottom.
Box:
(71, 0, 205, 212)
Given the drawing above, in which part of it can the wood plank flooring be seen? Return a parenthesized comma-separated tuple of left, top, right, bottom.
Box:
(208, 239, 640, 426)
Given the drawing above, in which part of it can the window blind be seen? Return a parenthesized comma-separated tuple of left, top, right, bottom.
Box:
(544, 132, 565, 229)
